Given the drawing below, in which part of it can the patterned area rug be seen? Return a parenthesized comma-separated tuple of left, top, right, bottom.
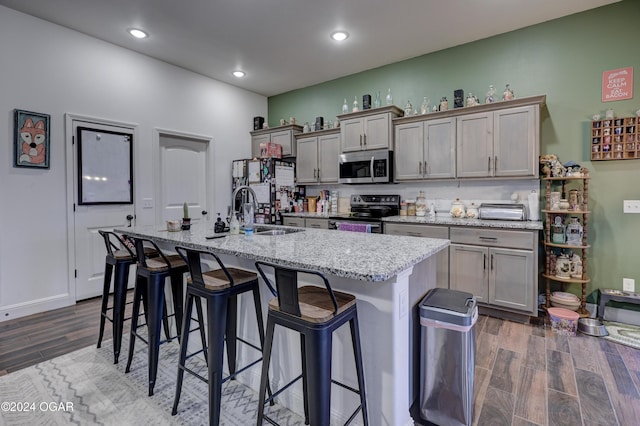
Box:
(604, 321, 640, 350)
(0, 335, 304, 425)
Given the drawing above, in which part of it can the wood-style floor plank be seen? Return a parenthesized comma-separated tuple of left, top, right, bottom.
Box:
(472, 366, 491, 426)
(499, 320, 530, 354)
(489, 348, 521, 394)
(514, 366, 547, 425)
(568, 334, 601, 374)
(476, 331, 499, 370)
(575, 368, 618, 426)
(547, 388, 582, 426)
(547, 349, 577, 396)
(596, 349, 640, 426)
(476, 386, 514, 426)
(484, 316, 503, 335)
(523, 334, 546, 371)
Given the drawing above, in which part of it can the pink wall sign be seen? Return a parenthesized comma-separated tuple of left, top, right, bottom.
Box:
(602, 67, 633, 102)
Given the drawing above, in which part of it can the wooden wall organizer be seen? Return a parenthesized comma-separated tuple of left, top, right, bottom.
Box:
(591, 116, 639, 160)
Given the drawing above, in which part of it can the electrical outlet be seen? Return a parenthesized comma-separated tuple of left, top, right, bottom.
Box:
(623, 200, 640, 213)
(623, 278, 635, 292)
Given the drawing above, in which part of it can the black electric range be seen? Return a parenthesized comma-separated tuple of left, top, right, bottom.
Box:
(328, 194, 400, 233)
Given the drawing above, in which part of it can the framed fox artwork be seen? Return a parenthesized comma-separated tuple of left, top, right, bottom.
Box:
(13, 109, 51, 169)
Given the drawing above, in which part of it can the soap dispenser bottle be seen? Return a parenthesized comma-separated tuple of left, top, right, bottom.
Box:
(229, 213, 240, 235)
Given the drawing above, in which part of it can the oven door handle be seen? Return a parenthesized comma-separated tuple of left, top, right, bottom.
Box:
(370, 156, 375, 183)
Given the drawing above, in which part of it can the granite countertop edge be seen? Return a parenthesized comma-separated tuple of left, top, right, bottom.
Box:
(116, 224, 449, 282)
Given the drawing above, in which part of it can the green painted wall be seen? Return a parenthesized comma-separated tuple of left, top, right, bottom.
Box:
(269, 0, 640, 295)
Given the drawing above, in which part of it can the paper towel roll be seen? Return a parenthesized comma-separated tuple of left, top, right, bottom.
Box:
(528, 191, 540, 221)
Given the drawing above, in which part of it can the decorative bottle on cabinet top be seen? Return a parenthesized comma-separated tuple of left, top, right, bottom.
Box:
(374, 91, 381, 108)
(485, 85, 496, 104)
(352, 96, 359, 112)
(416, 191, 427, 217)
(342, 98, 349, 114)
(386, 88, 393, 105)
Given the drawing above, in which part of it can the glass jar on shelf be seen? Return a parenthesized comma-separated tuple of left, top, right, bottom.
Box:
(502, 84, 515, 101)
(565, 217, 583, 246)
(374, 91, 381, 108)
(404, 100, 413, 116)
(420, 97, 430, 114)
(551, 216, 566, 244)
(485, 85, 496, 104)
(386, 88, 393, 105)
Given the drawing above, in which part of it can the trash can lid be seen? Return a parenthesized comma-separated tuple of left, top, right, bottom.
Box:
(419, 288, 477, 326)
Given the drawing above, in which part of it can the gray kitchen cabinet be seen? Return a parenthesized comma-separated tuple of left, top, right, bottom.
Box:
(295, 129, 340, 184)
(456, 105, 539, 178)
(383, 222, 450, 288)
(282, 217, 305, 227)
(449, 227, 537, 315)
(338, 106, 403, 152)
(305, 217, 329, 229)
(282, 217, 329, 229)
(250, 124, 303, 158)
(394, 117, 456, 181)
(394, 95, 544, 181)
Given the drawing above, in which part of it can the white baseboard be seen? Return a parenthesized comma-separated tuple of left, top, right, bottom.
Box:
(0, 293, 74, 322)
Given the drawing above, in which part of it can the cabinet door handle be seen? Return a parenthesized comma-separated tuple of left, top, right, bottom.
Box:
(487, 157, 491, 172)
(408, 232, 423, 237)
(418, 161, 422, 175)
(359, 135, 362, 147)
(483, 253, 486, 270)
(363, 134, 367, 146)
(491, 254, 494, 270)
(317, 168, 321, 181)
(494, 156, 498, 172)
(479, 236, 497, 241)
(425, 161, 429, 176)
(313, 168, 317, 179)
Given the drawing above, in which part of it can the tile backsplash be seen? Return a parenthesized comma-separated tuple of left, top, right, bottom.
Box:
(307, 179, 540, 215)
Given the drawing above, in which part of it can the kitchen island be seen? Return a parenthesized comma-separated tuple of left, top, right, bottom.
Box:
(115, 223, 449, 426)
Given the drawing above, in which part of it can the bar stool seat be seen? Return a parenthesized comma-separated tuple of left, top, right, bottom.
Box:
(125, 237, 188, 396)
(255, 261, 368, 426)
(97, 231, 159, 364)
(171, 246, 270, 425)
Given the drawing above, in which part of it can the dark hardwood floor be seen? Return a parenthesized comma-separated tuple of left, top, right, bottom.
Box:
(2, 296, 639, 425)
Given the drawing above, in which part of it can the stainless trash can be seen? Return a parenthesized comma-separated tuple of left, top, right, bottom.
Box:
(419, 287, 478, 426)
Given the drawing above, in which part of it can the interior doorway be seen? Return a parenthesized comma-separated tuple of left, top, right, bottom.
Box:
(154, 129, 214, 226)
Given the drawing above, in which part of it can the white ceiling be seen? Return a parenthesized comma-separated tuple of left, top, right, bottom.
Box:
(0, 0, 620, 96)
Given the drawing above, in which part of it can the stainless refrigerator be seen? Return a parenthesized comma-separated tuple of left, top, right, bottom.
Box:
(231, 158, 298, 224)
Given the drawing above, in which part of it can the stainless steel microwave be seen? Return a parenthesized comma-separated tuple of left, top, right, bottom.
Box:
(338, 149, 393, 184)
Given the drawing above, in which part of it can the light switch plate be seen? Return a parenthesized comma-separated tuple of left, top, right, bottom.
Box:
(623, 200, 640, 213)
(142, 198, 153, 209)
(623, 278, 635, 292)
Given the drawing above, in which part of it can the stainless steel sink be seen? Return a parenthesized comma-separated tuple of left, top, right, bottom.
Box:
(253, 226, 305, 236)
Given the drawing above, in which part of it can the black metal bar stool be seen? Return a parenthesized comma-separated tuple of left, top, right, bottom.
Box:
(97, 230, 160, 364)
(125, 237, 188, 396)
(172, 246, 270, 425)
(254, 261, 369, 426)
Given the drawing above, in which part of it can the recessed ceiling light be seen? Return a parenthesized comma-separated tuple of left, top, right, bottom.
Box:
(232, 70, 246, 78)
(331, 31, 349, 41)
(128, 28, 148, 39)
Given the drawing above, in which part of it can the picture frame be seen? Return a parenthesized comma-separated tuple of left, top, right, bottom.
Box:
(13, 109, 51, 169)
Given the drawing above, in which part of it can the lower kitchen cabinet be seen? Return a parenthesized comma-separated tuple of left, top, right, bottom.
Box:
(282, 217, 329, 229)
(449, 227, 537, 315)
(305, 217, 329, 229)
(383, 222, 449, 289)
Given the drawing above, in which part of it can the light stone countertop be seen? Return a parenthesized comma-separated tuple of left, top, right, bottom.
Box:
(116, 223, 449, 282)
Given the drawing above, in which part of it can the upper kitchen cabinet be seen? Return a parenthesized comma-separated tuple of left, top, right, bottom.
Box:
(394, 95, 545, 181)
(394, 117, 456, 180)
(456, 97, 543, 178)
(295, 129, 340, 184)
(338, 106, 403, 152)
(250, 124, 303, 158)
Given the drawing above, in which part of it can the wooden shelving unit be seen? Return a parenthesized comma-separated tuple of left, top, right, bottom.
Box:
(542, 175, 591, 317)
(591, 116, 639, 160)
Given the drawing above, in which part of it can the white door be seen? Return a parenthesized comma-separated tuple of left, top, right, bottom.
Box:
(156, 133, 211, 225)
(69, 118, 137, 301)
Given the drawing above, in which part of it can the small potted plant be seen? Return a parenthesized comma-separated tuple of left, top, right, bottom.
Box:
(181, 202, 191, 230)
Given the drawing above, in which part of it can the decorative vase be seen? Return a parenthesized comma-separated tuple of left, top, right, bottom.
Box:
(555, 253, 571, 278)
(551, 216, 566, 244)
(450, 198, 465, 218)
(565, 217, 583, 246)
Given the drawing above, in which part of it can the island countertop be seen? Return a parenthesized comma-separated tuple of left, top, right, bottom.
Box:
(116, 223, 449, 282)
